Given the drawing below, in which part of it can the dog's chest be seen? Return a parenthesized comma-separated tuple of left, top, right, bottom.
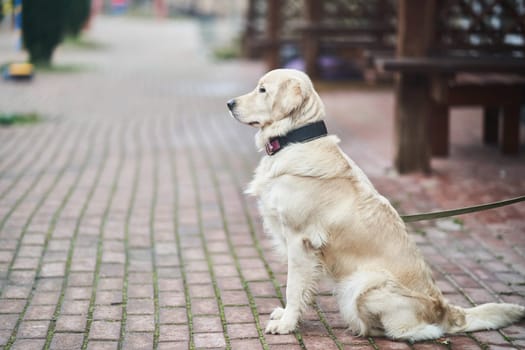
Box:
(248, 164, 293, 220)
(251, 171, 318, 233)
(250, 174, 287, 216)
(247, 155, 327, 221)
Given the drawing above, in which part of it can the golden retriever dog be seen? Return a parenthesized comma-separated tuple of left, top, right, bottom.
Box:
(226, 68, 524, 341)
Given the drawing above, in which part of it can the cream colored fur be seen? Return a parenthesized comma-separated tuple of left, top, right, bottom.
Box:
(228, 68, 525, 341)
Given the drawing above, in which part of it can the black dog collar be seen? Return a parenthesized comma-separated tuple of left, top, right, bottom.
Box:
(265, 121, 328, 156)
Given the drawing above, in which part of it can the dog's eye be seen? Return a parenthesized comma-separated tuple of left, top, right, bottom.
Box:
(258, 87, 266, 93)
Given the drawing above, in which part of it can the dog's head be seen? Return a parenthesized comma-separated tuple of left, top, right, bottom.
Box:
(227, 69, 325, 149)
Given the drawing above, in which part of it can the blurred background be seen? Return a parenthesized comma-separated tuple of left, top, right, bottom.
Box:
(0, 0, 248, 64)
(2, 1, 523, 173)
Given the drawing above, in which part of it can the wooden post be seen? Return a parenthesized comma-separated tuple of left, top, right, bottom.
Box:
(483, 107, 499, 144)
(430, 102, 449, 157)
(242, 0, 257, 58)
(265, 0, 280, 70)
(500, 105, 520, 154)
(303, 0, 322, 79)
(394, 0, 438, 173)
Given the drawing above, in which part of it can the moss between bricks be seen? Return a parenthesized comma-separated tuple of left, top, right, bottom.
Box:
(194, 114, 305, 349)
(4, 125, 94, 349)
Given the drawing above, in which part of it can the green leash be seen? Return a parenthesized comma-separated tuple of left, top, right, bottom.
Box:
(400, 195, 525, 223)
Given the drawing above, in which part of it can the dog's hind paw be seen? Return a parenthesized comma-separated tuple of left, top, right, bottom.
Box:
(270, 307, 285, 320)
(265, 319, 296, 334)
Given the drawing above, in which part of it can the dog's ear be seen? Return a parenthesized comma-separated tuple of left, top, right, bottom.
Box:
(272, 78, 306, 120)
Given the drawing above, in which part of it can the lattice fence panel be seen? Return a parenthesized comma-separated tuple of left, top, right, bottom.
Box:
(437, 0, 525, 56)
(320, 0, 397, 27)
(280, 0, 306, 38)
(316, 0, 397, 47)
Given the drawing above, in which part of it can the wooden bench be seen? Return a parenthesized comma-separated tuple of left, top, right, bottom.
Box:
(377, 57, 525, 154)
(374, 0, 525, 173)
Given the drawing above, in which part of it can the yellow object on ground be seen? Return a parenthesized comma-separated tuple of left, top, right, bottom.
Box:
(2, 62, 34, 81)
(8, 63, 34, 77)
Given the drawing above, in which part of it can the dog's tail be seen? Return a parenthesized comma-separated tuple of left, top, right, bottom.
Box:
(445, 302, 525, 334)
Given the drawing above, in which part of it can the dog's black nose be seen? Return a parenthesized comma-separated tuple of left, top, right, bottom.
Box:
(227, 99, 236, 111)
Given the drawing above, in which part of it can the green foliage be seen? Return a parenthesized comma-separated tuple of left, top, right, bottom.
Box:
(64, 36, 106, 50)
(0, 112, 40, 126)
(1, 0, 15, 24)
(212, 37, 242, 61)
(22, 0, 68, 66)
(37, 62, 93, 74)
(0, 0, 8, 23)
(452, 217, 464, 226)
(64, 0, 91, 38)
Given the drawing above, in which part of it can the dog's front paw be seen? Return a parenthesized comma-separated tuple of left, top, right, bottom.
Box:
(265, 318, 296, 334)
(270, 307, 285, 320)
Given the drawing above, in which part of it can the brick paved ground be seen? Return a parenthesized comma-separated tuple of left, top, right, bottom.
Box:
(0, 16, 524, 350)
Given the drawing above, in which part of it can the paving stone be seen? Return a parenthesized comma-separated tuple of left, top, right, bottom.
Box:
(89, 320, 121, 340)
(11, 258, 39, 270)
(191, 298, 220, 316)
(17, 320, 49, 338)
(49, 333, 84, 350)
(159, 307, 187, 324)
(303, 335, 342, 350)
(158, 324, 189, 342)
(193, 316, 224, 333)
(55, 315, 86, 332)
(373, 339, 413, 349)
(32, 291, 60, 305)
(36, 278, 63, 291)
(221, 290, 249, 306)
(122, 332, 153, 350)
(216, 276, 244, 291)
(61, 299, 90, 315)
(40, 262, 66, 277)
(126, 314, 155, 332)
(186, 272, 211, 285)
(0, 314, 19, 330)
(86, 340, 119, 350)
(0, 329, 11, 345)
(0, 299, 26, 313)
(473, 330, 513, 346)
(230, 338, 264, 349)
(97, 278, 124, 291)
(254, 297, 283, 315)
(224, 306, 255, 323)
(247, 281, 276, 297)
(69, 272, 97, 287)
(193, 332, 226, 348)
(512, 340, 525, 348)
(10, 338, 46, 350)
(265, 345, 305, 350)
(227, 323, 259, 339)
(127, 284, 154, 298)
(157, 279, 184, 292)
(93, 305, 122, 320)
(65, 286, 93, 300)
(189, 284, 215, 298)
(126, 298, 154, 314)
(265, 333, 303, 345)
(157, 342, 188, 350)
